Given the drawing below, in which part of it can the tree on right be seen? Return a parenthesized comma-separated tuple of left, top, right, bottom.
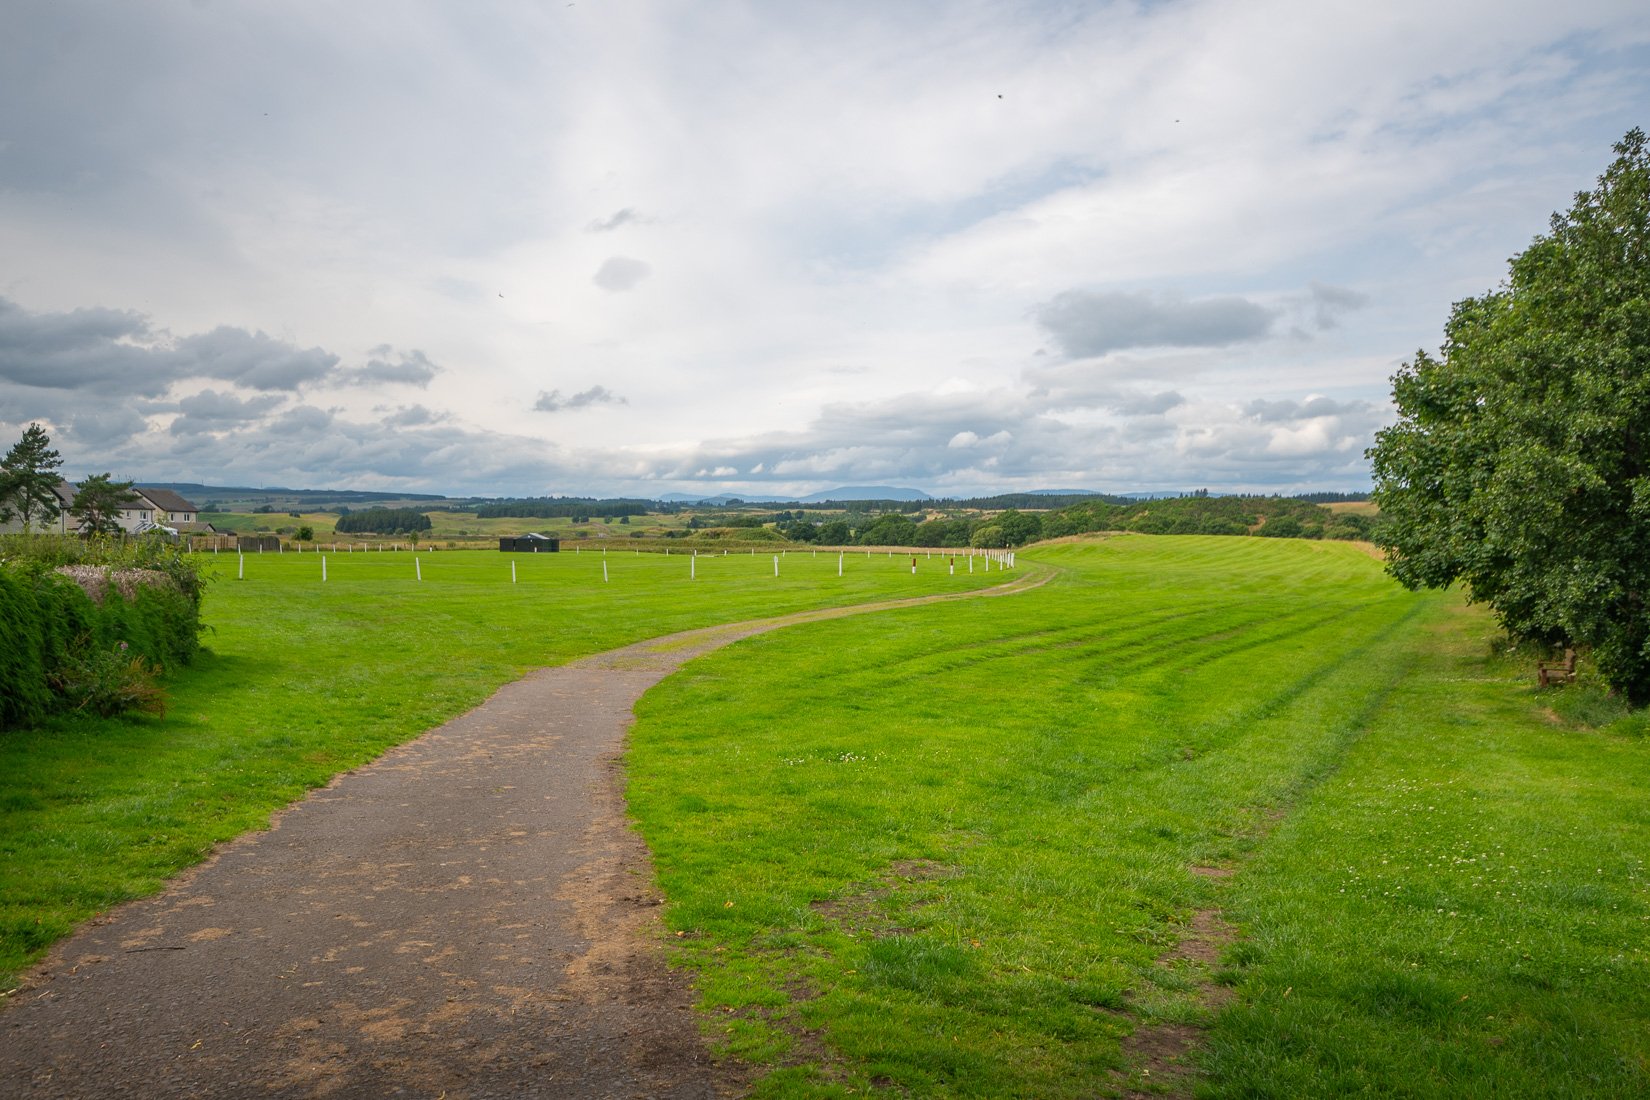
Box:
(1369, 128, 1650, 703)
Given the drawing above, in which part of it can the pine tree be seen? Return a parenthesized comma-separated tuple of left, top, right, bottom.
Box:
(0, 423, 65, 532)
(71, 473, 140, 537)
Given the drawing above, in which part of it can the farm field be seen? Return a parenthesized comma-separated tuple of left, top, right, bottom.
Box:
(203, 510, 614, 540)
(0, 546, 1010, 984)
(203, 508, 769, 545)
(1324, 500, 1380, 516)
(626, 536, 1649, 1097)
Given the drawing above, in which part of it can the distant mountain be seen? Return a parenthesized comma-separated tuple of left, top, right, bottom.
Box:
(1022, 488, 1102, 496)
(796, 485, 930, 503)
(657, 492, 743, 504)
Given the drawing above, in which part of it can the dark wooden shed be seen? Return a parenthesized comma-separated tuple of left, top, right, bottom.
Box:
(499, 534, 561, 553)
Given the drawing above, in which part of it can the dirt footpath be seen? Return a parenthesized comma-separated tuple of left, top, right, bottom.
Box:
(2, 572, 1047, 1099)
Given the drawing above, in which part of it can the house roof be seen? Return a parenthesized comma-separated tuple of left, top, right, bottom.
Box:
(138, 487, 198, 512)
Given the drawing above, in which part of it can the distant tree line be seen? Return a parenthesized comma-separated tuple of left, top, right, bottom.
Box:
(1291, 491, 1371, 504)
(774, 508, 1048, 548)
(763, 496, 1377, 548)
(333, 508, 432, 534)
(1046, 496, 1375, 541)
(933, 492, 1135, 510)
(470, 498, 666, 519)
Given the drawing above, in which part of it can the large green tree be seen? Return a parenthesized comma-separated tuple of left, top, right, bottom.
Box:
(0, 423, 65, 532)
(71, 473, 140, 537)
(1369, 128, 1650, 702)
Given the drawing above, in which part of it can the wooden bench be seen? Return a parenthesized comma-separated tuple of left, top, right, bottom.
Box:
(1538, 648, 1577, 687)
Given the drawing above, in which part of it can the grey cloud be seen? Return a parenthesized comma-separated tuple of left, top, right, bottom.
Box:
(272, 405, 336, 436)
(0, 297, 345, 395)
(1107, 390, 1185, 416)
(170, 389, 284, 434)
(587, 208, 646, 232)
(1121, 416, 1178, 442)
(1245, 396, 1373, 422)
(77, 400, 581, 495)
(534, 386, 627, 413)
(1021, 357, 1188, 417)
(343, 346, 440, 387)
(0, 388, 149, 451)
(1308, 281, 1370, 329)
(1036, 290, 1275, 358)
(175, 327, 337, 392)
(60, 406, 153, 449)
(376, 404, 448, 427)
(0, 297, 181, 395)
(593, 256, 652, 292)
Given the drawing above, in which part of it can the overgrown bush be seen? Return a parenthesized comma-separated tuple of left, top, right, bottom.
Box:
(0, 534, 206, 729)
(50, 640, 166, 717)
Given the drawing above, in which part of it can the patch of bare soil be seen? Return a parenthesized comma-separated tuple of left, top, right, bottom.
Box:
(808, 858, 958, 939)
(1113, 899, 1241, 1098)
(1113, 850, 1276, 1095)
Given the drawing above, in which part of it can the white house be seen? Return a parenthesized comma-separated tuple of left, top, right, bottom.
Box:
(132, 487, 201, 532)
(0, 481, 207, 536)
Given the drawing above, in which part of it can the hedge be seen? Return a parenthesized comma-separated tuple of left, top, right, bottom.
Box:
(0, 537, 206, 730)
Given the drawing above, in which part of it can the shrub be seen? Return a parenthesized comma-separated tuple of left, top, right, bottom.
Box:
(1258, 516, 1304, 538)
(51, 640, 166, 718)
(0, 534, 205, 728)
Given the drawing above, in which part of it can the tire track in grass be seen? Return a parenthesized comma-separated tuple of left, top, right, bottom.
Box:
(621, 540, 1427, 1097)
(1113, 596, 1435, 1097)
(1110, 594, 1427, 773)
(1066, 598, 1392, 697)
(822, 580, 1366, 712)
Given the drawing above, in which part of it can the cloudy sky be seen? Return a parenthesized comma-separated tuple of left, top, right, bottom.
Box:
(2, 1, 1646, 499)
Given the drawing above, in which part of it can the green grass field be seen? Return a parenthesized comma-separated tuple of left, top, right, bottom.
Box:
(0, 545, 1007, 984)
(3, 535, 1644, 1097)
(625, 537, 1649, 1097)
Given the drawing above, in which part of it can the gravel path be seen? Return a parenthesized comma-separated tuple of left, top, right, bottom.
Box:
(1, 571, 1047, 1099)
